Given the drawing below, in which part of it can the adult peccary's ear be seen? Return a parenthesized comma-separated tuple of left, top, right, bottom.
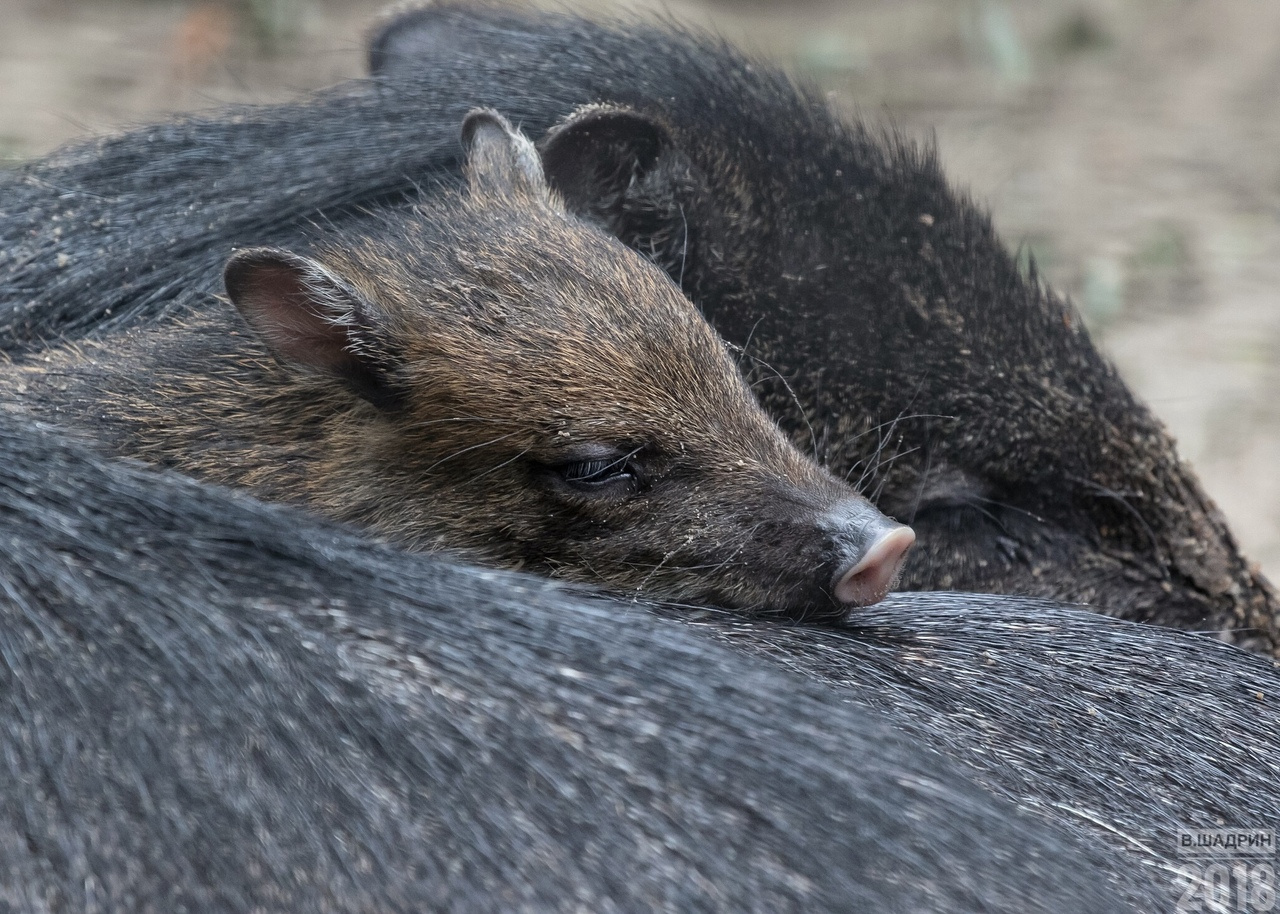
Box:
(539, 105, 693, 272)
(224, 248, 401, 409)
(541, 105, 672, 206)
(460, 108, 549, 201)
(368, 2, 482, 76)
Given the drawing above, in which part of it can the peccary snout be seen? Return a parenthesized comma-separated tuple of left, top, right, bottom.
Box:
(823, 501, 917, 606)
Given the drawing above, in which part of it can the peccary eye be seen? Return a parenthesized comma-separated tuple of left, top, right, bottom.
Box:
(565, 458, 623, 483)
(552, 447, 646, 496)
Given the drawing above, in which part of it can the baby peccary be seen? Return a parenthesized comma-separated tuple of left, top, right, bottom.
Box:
(5, 110, 912, 618)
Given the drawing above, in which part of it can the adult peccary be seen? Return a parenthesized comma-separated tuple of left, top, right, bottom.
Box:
(1, 7, 1272, 651)
(696, 595, 1280, 913)
(0, 412, 1132, 914)
(8, 407, 1280, 912)
(0, 109, 912, 617)
(365, 3, 1279, 652)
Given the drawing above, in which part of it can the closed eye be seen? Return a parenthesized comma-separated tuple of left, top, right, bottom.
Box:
(911, 497, 1009, 535)
(553, 446, 647, 495)
(564, 456, 631, 485)
(891, 468, 1003, 531)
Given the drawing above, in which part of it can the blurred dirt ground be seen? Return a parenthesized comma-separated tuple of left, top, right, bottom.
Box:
(4, 0, 1280, 580)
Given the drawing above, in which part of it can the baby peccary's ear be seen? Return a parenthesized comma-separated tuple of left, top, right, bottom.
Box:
(460, 108, 549, 201)
(539, 105, 675, 218)
(224, 248, 401, 409)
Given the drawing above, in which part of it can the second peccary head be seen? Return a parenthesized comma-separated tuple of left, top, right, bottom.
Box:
(8, 111, 911, 618)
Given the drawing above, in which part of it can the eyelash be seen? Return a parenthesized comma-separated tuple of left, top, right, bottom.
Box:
(556, 447, 646, 494)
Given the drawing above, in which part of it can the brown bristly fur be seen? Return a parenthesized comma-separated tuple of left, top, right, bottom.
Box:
(3, 112, 904, 619)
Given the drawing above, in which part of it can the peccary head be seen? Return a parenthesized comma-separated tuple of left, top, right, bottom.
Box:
(529, 97, 1277, 647)
(213, 110, 912, 617)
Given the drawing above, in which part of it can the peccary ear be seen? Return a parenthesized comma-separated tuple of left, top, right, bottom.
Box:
(540, 105, 672, 207)
(539, 105, 691, 273)
(224, 248, 400, 408)
(368, 3, 486, 76)
(460, 108, 549, 200)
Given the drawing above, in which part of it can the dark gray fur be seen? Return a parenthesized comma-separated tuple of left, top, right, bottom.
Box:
(6, 409, 1280, 911)
(0, 413, 1132, 914)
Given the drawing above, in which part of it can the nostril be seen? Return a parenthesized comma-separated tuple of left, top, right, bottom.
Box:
(833, 525, 916, 606)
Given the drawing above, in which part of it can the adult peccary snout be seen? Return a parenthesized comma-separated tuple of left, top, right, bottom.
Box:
(3, 109, 911, 619)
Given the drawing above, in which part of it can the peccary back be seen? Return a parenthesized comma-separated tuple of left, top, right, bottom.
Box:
(0, 413, 1131, 913)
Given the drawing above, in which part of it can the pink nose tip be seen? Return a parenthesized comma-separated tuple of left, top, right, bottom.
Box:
(833, 525, 916, 606)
